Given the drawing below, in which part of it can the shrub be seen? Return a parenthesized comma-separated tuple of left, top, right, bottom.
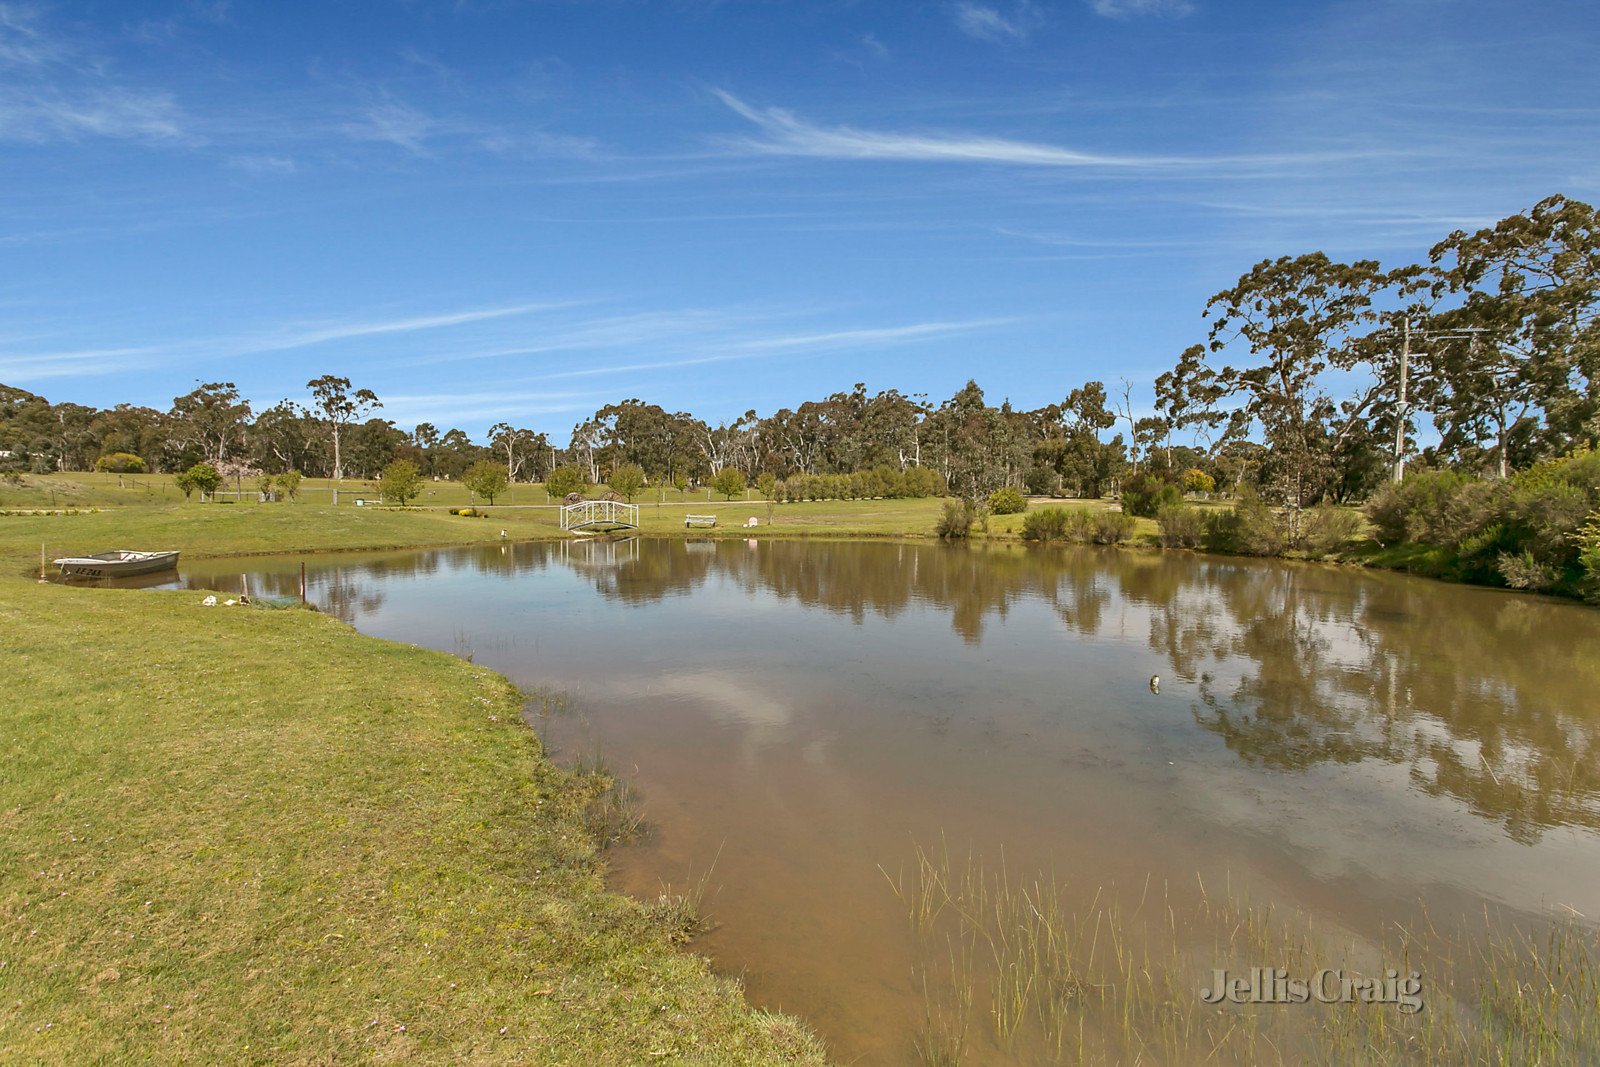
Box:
(94, 452, 146, 473)
(1365, 471, 1472, 545)
(1497, 549, 1561, 591)
(1120, 472, 1184, 518)
(988, 486, 1027, 515)
(276, 470, 303, 500)
(1090, 511, 1136, 544)
(545, 465, 587, 499)
(1181, 468, 1215, 495)
(1064, 508, 1095, 542)
(901, 466, 946, 498)
(1298, 504, 1364, 559)
(456, 507, 477, 517)
(936, 499, 976, 538)
(1579, 513, 1600, 604)
(1155, 504, 1204, 548)
(1021, 507, 1068, 542)
(1204, 488, 1284, 555)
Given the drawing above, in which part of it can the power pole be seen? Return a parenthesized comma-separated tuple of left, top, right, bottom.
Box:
(1390, 322, 1484, 483)
(1392, 318, 1411, 483)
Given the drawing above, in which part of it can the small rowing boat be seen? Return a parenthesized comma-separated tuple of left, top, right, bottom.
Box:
(54, 549, 180, 579)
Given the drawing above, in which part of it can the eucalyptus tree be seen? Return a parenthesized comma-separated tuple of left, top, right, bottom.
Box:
(169, 381, 252, 466)
(1154, 345, 1227, 466)
(1201, 253, 1390, 506)
(489, 422, 540, 482)
(252, 400, 320, 474)
(433, 428, 478, 480)
(305, 375, 380, 481)
(411, 423, 440, 474)
(1426, 194, 1600, 474)
(90, 404, 167, 468)
(344, 418, 408, 478)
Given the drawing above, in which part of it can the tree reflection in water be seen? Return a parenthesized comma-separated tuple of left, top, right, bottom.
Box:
(175, 537, 1600, 844)
(549, 539, 1600, 844)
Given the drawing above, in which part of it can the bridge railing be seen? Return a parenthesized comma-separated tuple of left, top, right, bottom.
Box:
(560, 498, 639, 530)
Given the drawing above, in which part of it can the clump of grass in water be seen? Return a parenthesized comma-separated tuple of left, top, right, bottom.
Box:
(648, 844, 724, 944)
(887, 841, 1600, 1064)
(912, 942, 974, 1067)
(571, 748, 651, 848)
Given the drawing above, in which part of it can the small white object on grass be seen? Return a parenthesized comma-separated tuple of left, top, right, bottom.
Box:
(201, 595, 217, 607)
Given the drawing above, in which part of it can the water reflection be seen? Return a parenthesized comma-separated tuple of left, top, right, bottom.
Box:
(163, 539, 1600, 844)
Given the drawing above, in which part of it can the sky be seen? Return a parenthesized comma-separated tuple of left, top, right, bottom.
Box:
(2, 0, 1598, 439)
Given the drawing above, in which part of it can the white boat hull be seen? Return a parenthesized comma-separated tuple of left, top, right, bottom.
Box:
(54, 550, 180, 579)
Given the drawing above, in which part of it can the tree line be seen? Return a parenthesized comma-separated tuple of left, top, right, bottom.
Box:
(3, 195, 1596, 511)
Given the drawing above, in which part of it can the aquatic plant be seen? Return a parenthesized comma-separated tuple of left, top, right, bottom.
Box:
(887, 841, 1600, 1064)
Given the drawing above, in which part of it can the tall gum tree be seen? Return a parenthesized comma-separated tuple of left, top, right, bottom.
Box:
(1200, 253, 1390, 507)
(1427, 194, 1600, 476)
(305, 375, 380, 484)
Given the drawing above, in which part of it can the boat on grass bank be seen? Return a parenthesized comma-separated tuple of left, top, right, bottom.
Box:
(54, 550, 180, 579)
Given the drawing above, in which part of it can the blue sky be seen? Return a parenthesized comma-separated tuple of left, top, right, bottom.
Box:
(3, 0, 1597, 438)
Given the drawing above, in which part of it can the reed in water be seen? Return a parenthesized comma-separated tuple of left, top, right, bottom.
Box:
(885, 841, 1600, 1065)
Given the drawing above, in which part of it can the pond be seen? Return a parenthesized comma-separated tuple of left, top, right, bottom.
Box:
(151, 538, 1600, 1063)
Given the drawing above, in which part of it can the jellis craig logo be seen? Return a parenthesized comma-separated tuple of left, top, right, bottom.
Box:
(1200, 967, 1424, 1015)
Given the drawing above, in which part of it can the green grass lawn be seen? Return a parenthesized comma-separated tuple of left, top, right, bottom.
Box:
(0, 579, 826, 1065)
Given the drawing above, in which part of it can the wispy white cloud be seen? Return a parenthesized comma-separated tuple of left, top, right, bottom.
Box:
(729, 320, 1006, 353)
(0, 6, 193, 144)
(0, 346, 156, 382)
(515, 318, 1010, 383)
(951, 2, 1041, 43)
(0, 3, 63, 68)
(404, 308, 746, 366)
(477, 129, 602, 159)
(343, 99, 435, 153)
(0, 302, 584, 383)
(714, 90, 1366, 171)
(0, 87, 189, 142)
(237, 302, 583, 353)
(1087, 0, 1195, 19)
(404, 306, 1008, 380)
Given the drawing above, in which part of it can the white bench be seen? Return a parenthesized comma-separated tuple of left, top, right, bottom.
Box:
(684, 514, 717, 528)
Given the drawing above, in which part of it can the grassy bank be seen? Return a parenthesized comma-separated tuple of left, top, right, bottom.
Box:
(0, 579, 825, 1063)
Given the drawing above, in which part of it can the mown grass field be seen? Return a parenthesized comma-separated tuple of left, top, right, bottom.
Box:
(0, 579, 826, 1064)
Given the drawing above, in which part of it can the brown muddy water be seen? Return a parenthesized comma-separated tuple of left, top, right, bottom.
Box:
(145, 538, 1600, 1064)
